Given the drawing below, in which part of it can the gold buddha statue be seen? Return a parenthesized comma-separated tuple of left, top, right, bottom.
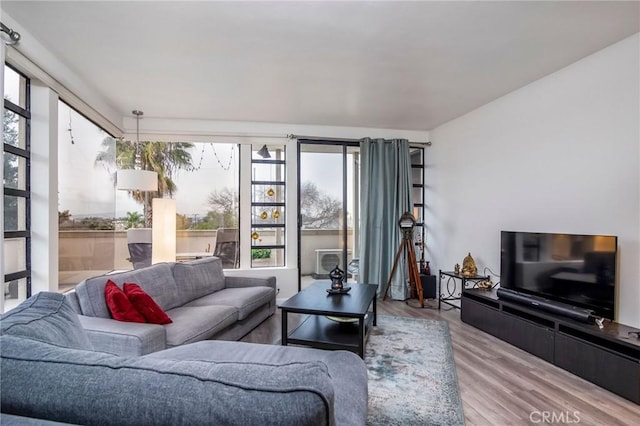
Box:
(462, 252, 477, 277)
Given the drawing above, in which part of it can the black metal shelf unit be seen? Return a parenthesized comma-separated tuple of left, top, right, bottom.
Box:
(251, 149, 286, 267)
(410, 146, 426, 274)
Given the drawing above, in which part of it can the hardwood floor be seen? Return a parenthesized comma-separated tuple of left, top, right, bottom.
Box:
(242, 299, 640, 425)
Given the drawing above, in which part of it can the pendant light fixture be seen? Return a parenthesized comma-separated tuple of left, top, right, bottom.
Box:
(116, 110, 158, 191)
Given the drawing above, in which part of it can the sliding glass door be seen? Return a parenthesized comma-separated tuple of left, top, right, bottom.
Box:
(298, 140, 360, 290)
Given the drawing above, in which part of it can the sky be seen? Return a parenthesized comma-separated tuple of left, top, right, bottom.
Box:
(57, 103, 239, 219)
(58, 102, 353, 218)
(56, 104, 347, 220)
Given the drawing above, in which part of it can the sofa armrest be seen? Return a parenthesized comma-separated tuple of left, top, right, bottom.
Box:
(224, 275, 276, 290)
(77, 315, 166, 356)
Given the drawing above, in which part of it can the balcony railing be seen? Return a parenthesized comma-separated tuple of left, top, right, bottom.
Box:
(54, 229, 355, 289)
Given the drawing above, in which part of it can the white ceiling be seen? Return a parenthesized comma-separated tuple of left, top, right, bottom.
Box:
(2, 1, 639, 131)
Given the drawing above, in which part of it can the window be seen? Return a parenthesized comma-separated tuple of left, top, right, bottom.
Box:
(173, 143, 240, 268)
(298, 141, 359, 288)
(3, 64, 30, 309)
(251, 144, 285, 268)
(58, 101, 117, 289)
(58, 132, 242, 279)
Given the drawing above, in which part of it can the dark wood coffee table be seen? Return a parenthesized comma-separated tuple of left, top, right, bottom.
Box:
(279, 282, 377, 358)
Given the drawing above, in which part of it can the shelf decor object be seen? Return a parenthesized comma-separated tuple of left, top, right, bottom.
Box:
(257, 144, 271, 159)
(327, 265, 351, 294)
(461, 252, 477, 277)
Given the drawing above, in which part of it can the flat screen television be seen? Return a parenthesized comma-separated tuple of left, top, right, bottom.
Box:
(500, 231, 617, 319)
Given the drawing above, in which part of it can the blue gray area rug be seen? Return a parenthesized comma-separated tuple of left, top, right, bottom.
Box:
(366, 315, 465, 425)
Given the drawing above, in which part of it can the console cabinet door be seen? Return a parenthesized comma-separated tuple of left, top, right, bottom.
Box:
(501, 313, 555, 362)
(461, 297, 503, 338)
(555, 333, 640, 404)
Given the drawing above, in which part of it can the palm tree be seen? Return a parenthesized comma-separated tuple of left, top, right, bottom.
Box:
(125, 211, 144, 229)
(95, 137, 194, 225)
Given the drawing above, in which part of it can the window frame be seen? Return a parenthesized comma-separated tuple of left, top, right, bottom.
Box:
(3, 63, 31, 297)
(296, 139, 360, 290)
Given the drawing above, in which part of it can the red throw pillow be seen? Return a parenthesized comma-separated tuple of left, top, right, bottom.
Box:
(104, 280, 146, 323)
(123, 283, 173, 325)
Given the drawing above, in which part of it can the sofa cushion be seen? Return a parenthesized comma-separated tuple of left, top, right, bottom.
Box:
(104, 280, 146, 323)
(184, 286, 275, 320)
(75, 263, 180, 318)
(163, 305, 238, 346)
(124, 283, 172, 325)
(1, 336, 335, 426)
(173, 257, 225, 305)
(147, 340, 368, 426)
(0, 292, 92, 351)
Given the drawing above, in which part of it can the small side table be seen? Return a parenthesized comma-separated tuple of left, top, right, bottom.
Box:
(438, 270, 489, 310)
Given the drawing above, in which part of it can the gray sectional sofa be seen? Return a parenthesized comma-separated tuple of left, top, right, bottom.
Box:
(66, 257, 276, 355)
(0, 292, 368, 425)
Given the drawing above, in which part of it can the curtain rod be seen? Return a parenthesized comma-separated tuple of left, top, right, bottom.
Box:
(288, 134, 432, 146)
(147, 132, 290, 139)
(1, 22, 21, 45)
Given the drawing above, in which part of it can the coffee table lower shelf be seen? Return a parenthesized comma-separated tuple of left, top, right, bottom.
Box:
(286, 314, 374, 358)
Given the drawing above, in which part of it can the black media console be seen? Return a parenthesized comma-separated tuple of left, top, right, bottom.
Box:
(461, 288, 640, 404)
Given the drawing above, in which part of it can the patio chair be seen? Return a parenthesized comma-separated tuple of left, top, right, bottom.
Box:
(127, 228, 152, 269)
(214, 228, 239, 269)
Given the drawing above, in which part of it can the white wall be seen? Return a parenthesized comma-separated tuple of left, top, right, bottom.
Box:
(2, 13, 123, 136)
(428, 34, 640, 327)
(30, 85, 59, 296)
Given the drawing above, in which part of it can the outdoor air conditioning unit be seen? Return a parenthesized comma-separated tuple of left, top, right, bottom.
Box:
(315, 249, 353, 276)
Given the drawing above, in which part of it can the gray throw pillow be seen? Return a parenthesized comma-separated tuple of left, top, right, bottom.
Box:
(0, 291, 93, 350)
